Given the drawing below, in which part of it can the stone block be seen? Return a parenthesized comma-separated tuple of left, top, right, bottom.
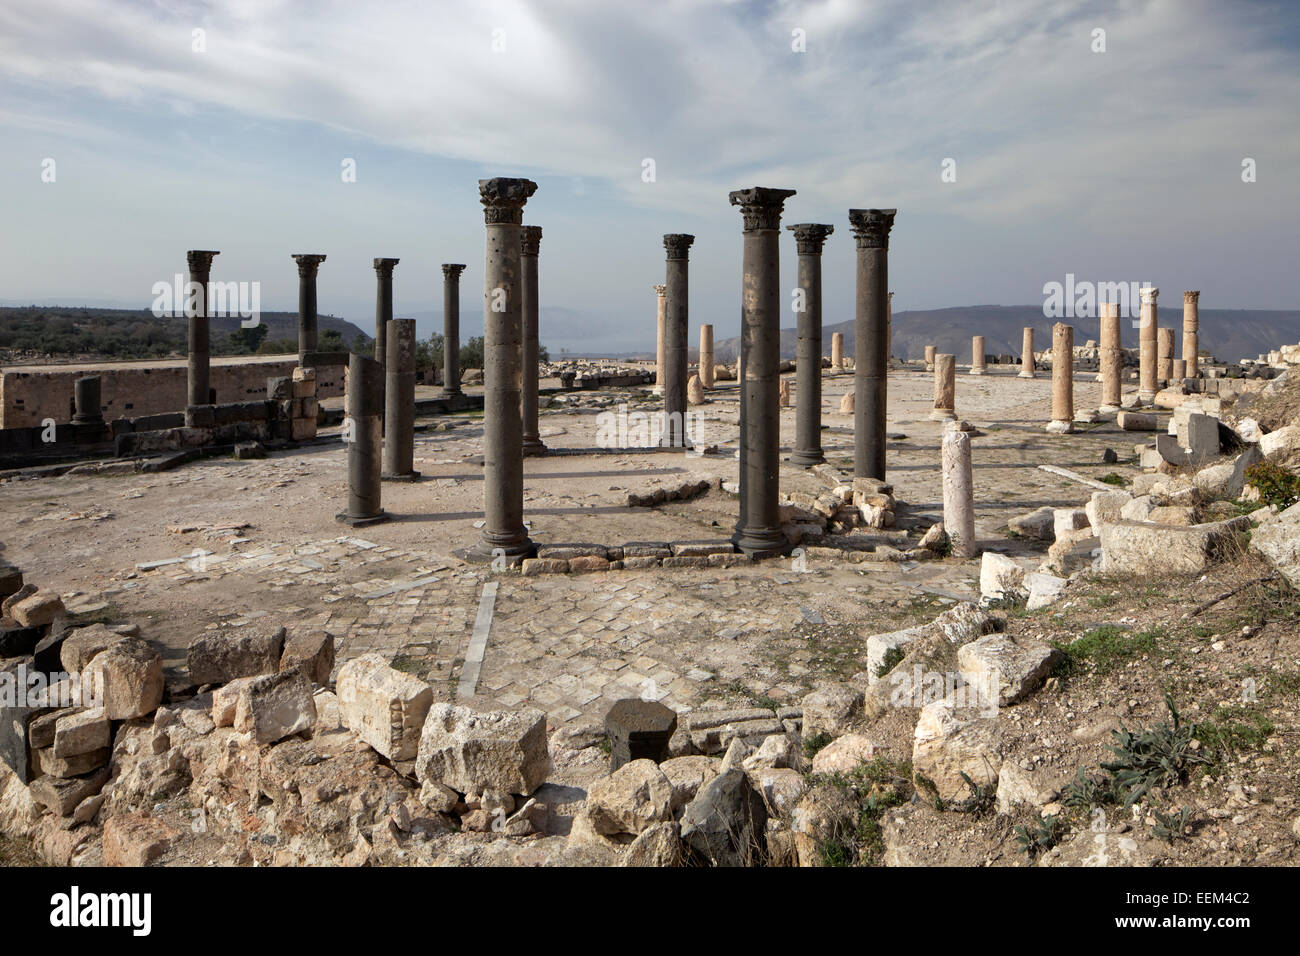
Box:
(60, 623, 127, 674)
(85, 638, 163, 720)
(279, 630, 335, 686)
(336, 653, 433, 761)
(416, 703, 550, 796)
(187, 626, 285, 685)
(10, 591, 65, 628)
(233, 670, 317, 745)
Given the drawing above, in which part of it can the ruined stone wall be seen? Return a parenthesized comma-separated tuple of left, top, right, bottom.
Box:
(0, 356, 345, 428)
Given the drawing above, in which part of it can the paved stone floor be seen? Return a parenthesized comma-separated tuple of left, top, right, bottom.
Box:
(2, 364, 1137, 730)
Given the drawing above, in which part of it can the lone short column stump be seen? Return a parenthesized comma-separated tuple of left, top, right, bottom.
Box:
(337, 354, 388, 526)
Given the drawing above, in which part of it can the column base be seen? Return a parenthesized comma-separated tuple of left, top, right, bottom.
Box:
(789, 449, 826, 468)
(71, 416, 105, 426)
(1018, 370, 1036, 379)
(1045, 420, 1074, 435)
(1137, 391, 1156, 405)
(732, 526, 792, 559)
(459, 535, 535, 566)
(336, 510, 389, 527)
(522, 439, 547, 457)
(440, 388, 462, 399)
(929, 408, 957, 421)
(1097, 404, 1121, 415)
(382, 471, 421, 482)
(969, 367, 986, 375)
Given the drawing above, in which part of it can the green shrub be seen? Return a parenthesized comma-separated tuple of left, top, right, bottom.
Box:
(1245, 460, 1300, 510)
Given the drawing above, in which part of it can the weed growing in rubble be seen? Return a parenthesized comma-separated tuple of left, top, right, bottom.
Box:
(811, 757, 913, 866)
(1099, 473, 1128, 487)
(1244, 460, 1300, 510)
(1101, 694, 1210, 808)
(1051, 624, 1160, 678)
(1151, 807, 1195, 843)
(1192, 705, 1275, 772)
(1014, 814, 1063, 859)
(1061, 767, 1115, 808)
(875, 646, 905, 680)
(802, 732, 834, 760)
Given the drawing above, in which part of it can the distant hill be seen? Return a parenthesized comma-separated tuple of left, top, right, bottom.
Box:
(712, 305, 1300, 366)
(0, 306, 369, 363)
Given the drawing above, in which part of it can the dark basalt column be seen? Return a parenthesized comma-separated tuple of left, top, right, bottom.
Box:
(848, 208, 897, 481)
(786, 223, 833, 467)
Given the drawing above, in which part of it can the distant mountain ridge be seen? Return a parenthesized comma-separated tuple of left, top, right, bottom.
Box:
(712, 305, 1300, 366)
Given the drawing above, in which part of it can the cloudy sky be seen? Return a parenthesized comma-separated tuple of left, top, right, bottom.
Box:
(1, 0, 1297, 352)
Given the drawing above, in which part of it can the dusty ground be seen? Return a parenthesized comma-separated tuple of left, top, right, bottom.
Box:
(1, 364, 1129, 727)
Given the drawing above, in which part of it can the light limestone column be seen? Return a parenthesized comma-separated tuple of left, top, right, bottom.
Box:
(466, 177, 537, 563)
(1183, 291, 1200, 378)
(1138, 286, 1159, 403)
(653, 284, 667, 395)
(1172, 358, 1186, 381)
(1157, 326, 1174, 386)
(700, 324, 715, 389)
(930, 353, 956, 420)
(1019, 327, 1036, 378)
(831, 331, 844, 370)
(1099, 302, 1122, 413)
(970, 335, 986, 375)
(942, 424, 976, 559)
(924, 344, 936, 371)
(1046, 322, 1074, 434)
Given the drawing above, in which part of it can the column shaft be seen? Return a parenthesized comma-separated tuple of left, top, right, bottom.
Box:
(653, 286, 666, 395)
(293, 254, 326, 365)
(931, 354, 956, 420)
(338, 354, 386, 525)
(1138, 287, 1159, 403)
(788, 224, 833, 468)
(383, 318, 417, 480)
(1183, 291, 1200, 378)
(1099, 303, 1122, 412)
(442, 265, 465, 395)
(1047, 322, 1074, 433)
(731, 187, 795, 556)
(942, 427, 976, 559)
(849, 208, 896, 481)
(186, 250, 219, 406)
(700, 324, 715, 389)
(970, 335, 986, 374)
(1019, 328, 1035, 378)
(661, 235, 695, 447)
(521, 226, 545, 455)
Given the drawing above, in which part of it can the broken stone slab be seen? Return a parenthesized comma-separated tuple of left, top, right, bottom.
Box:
(621, 821, 683, 867)
(279, 630, 335, 686)
(1120, 495, 1159, 521)
(233, 670, 318, 745)
(1008, 506, 1055, 541)
(979, 551, 1027, 602)
(1194, 445, 1262, 500)
(911, 700, 1002, 806)
(535, 544, 608, 561)
(800, 684, 864, 740)
(336, 653, 433, 761)
(1117, 411, 1158, 431)
(1250, 501, 1300, 589)
(187, 625, 286, 685)
(211, 675, 257, 727)
(51, 708, 110, 758)
(102, 811, 182, 867)
(85, 638, 163, 720)
(995, 762, 1060, 815)
(865, 626, 924, 686)
(679, 766, 767, 867)
(59, 623, 127, 674)
(416, 703, 550, 796)
(1099, 516, 1250, 576)
(29, 766, 110, 817)
(661, 755, 720, 811)
(10, 591, 65, 628)
(585, 758, 675, 837)
(1260, 423, 1300, 459)
(604, 698, 677, 771)
(1052, 508, 1089, 539)
(809, 733, 878, 775)
(37, 745, 109, 777)
(1148, 505, 1196, 526)
(1085, 489, 1132, 535)
(1043, 529, 1099, 577)
(957, 634, 1061, 706)
(1038, 829, 1154, 867)
(1024, 572, 1068, 611)
(668, 541, 736, 557)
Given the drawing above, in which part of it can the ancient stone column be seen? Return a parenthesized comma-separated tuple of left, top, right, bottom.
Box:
(1172, 358, 1186, 381)
(924, 345, 936, 371)
(1019, 327, 1036, 378)
(1099, 302, 1122, 413)
(787, 223, 833, 468)
(1157, 326, 1174, 386)
(831, 332, 844, 370)
(186, 250, 219, 407)
(887, 292, 895, 367)
(1138, 286, 1159, 403)
(970, 335, 986, 375)
(72, 376, 102, 425)
(382, 318, 418, 481)
(468, 177, 537, 563)
(653, 285, 667, 395)
(520, 225, 546, 456)
(731, 186, 796, 557)
(699, 324, 715, 389)
(373, 258, 399, 376)
(942, 425, 977, 559)
(293, 254, 326, 365)
(661, 234, 695, 448)
(441, 264, 466, 396)
(1047, 322, 1075, 434)
(1183, 291, 1200, 378)
(931, 353, 956, 420)
(337, 353, 387, 526)
(849, 208, 897, 482)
